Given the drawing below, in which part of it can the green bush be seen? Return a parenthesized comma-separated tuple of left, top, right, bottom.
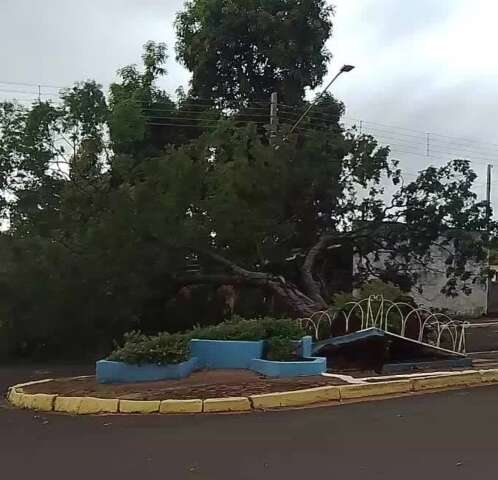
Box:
(108, 317, 306, 365)
(332, 280, 408, 309)
(108, 331, 190, 365)
(188, 316, 304, 342)
(265, 336, 298, 362)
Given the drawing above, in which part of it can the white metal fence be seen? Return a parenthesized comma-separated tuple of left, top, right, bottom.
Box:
(298, 295, 469, 354)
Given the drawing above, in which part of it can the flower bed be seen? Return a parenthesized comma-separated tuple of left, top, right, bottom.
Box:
(249, 356, 326, 378)
(99, 318, 325, 383)
(96, 357, 198, 384)
(190, 339, 264, 369)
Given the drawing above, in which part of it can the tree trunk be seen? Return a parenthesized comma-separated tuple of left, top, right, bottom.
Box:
(175, 249, 326, 318)
(266, 280, 326, 317)
(300, 234, 342, 309)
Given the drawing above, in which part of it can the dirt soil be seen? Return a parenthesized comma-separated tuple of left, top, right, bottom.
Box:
(23, 369, 346, 400)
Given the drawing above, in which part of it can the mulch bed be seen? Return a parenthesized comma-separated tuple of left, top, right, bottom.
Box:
(22, 369, 346, 400)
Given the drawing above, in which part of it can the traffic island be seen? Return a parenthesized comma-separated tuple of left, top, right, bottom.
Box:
(6, 368, 498, 415)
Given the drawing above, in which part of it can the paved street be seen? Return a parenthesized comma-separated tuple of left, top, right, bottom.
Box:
(2, 365, 498, 479)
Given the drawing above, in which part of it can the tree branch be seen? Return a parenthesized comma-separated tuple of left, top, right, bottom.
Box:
(301, 234, 334, 306)
(177, 248, 323, 317)
(199, 249, 270, 281)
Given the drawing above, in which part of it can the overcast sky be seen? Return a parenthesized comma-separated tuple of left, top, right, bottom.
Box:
(2, 0, 498, 203)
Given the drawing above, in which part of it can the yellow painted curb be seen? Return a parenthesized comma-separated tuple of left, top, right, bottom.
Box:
(119, 400, 160, 414)
(78, 397, 119, 414)
(8, 388, 25, 408)
(412, 371, 482, 391)
(8, 368, 498, 415)
(54, 396, 84, 414)
(340, 380, 412, 400)
(250, 386, 340, 409)
(22, 393, 56, 412)
(13, 379, 54, 389)
(203, 397, 251, 413)
(159, 399, 203, 414)
(480, 369, 498, 383)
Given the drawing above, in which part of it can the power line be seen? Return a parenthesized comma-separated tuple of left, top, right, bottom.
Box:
(0, 80, 64, 90)
(0, 88, 59, 97)
(2, 85, 498, 173)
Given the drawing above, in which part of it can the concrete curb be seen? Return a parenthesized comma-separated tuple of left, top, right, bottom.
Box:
(119, 400, 161, 414)
(159, 399, 203, 414)
(7, 369, 498, 415)
(203, 396, 251, 413)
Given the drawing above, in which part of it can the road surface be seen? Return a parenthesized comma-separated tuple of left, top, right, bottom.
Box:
(1, 364, 498, 479)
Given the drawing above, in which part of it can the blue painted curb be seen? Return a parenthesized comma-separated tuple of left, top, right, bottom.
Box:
(96, 357, 198, 384)
(190, 339, 265, 369)
(249, 356, 327, 378)
(97, 336, 321, 383)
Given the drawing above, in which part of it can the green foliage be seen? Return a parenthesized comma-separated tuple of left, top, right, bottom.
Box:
(331, 281, 412, 315)
(108, 331, 190, 365)
(189, 316, 305, 341)
(175, 0, 333, 107)
(265, 336, 298, 362)
(108, 317, 305, 365)
(0, 7, 494, 361)
(357, 280, 404, 302)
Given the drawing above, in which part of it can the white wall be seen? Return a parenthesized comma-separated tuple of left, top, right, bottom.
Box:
(354, 241, 487, 318)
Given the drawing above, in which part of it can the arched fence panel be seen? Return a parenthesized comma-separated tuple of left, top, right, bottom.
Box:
(298, 295, 469, 354)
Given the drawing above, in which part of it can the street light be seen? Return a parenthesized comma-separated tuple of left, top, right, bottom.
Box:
(289, 64, 355, 134)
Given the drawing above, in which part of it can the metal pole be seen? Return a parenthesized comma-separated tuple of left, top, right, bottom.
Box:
(289, 64, 354, 135)
(486, 164, 493, 315)
(270, 92, 278, 144)
(486, 164, 492, 214)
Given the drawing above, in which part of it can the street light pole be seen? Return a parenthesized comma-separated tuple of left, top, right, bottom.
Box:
(289, 64, 355, 135)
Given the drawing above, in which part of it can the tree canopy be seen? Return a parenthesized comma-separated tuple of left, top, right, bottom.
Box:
(0, 2, 494, 359)
(175, 0, 334, 107)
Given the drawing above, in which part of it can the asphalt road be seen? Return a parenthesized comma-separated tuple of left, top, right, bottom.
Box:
(2, 365, 498, 479)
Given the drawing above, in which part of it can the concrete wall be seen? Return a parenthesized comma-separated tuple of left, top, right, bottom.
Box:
(354, 240, 487, 318)
(97, 336, 320, 383)
(249, 357, 326, 377)
(96, 357, 198, 384)
(190, 339, 265, 369)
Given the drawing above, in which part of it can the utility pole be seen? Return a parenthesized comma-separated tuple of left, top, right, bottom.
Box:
(269, 92, 278, 144)
(486, 163, 493, 315)
(487, 164, 493, 217)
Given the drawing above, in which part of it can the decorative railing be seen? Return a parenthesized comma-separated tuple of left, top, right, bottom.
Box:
(298, 295, 469, 354)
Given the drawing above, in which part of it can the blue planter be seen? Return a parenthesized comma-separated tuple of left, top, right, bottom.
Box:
(96, 357, 198, 384)
(249, 357, 327, 378)
(97, 336, 319, 383)
(190, 339, 264, 369)
(294, 336, 313, 357)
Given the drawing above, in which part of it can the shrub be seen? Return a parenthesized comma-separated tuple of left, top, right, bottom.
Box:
(265, 336, 298, 362)
(108, 331, 189, 365)
(108, 317, 306, 365)
(188, 317, 304, 342)
(331, 280, 409, 310)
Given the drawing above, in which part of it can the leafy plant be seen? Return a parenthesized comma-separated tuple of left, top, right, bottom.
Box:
(108, 331, 190, 365)
(331, 280, 409, 310)
(108, 318, 305, 365)
(265, 336, 298, 362)
(189, 317, 305, 342)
